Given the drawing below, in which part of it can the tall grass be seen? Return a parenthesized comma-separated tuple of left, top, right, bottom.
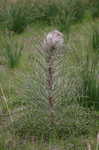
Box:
(90, 0, 99, 18)
(0, 1, 35, 33)
(0, 0, 96, 33)
(68, 24, 99, 109)
(0, 33, 23, 68)
(80, 26, 99, 109)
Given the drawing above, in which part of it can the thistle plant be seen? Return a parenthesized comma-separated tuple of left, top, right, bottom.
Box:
(43, 30, 64, 124)
(12, 30, 96, 139)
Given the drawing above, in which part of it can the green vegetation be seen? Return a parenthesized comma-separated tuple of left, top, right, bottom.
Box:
(0, 0, 99, 34)
(0, 32, 23, 68)
(0, 0, 99, 149)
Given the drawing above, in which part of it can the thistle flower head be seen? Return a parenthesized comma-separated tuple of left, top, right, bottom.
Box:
(44, 30, 64, 50)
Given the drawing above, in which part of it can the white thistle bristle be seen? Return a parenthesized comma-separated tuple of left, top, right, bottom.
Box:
(44, 30, 64, 50)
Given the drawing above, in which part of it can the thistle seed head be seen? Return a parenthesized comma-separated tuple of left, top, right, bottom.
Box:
(44, 30, 64, 50)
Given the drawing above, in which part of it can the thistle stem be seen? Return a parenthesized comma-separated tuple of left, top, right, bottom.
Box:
(47, 52, 54, 124)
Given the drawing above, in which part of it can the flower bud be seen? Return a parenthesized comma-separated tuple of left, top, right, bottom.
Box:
(44, 30, 64, 50)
